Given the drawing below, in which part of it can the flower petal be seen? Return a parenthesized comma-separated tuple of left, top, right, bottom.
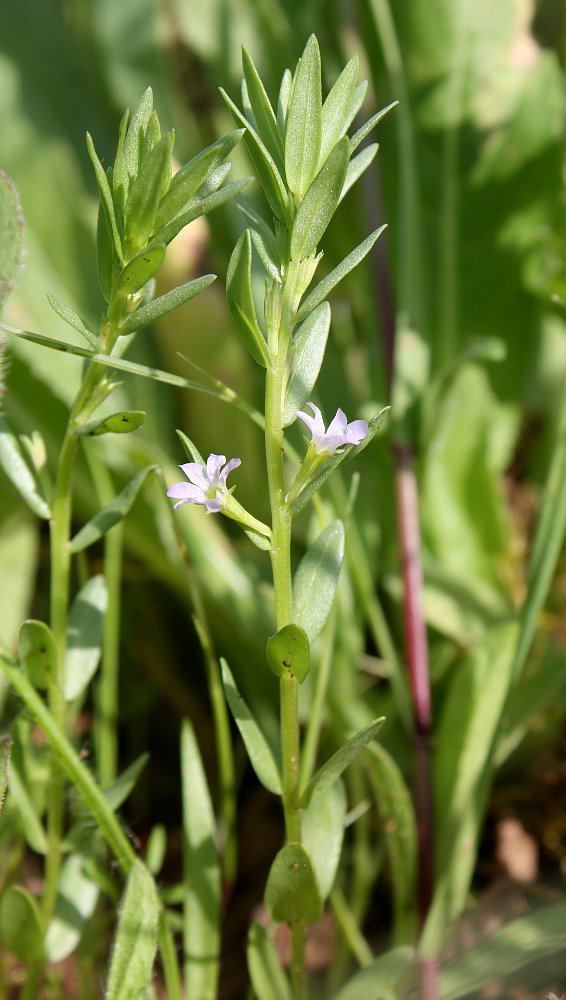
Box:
(344, 419, 368, 445)
(326, 408, 348, 438)
(296, 408, 317, 436)
(206, 454, 227, 483)
(220, 457, 241, 484)
(180, 462, 208, 490)
(167, 481, 206, 503)
(205, 493, 223, 513)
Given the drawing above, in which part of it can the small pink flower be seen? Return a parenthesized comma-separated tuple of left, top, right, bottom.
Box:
(296, 403, 368, 454)
(167, 454, 241, 513)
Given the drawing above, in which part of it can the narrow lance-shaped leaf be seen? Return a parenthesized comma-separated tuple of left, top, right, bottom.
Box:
(332, 946, 414, 1000)
(103, 754, 149, 812)
(0, 415, 51, 519)
(0, 734, 11, 817)
(318, 54, 359, 169)
(0, 887, 43, 962)
(69, 465, 158, 553)
(7, 727, 47, 853)
(242, 49, 285, 173)
(45, 854, 100, 963)
(47, 294, 98, 349)
(118, 273, 216, 336)
(115, 244, 165, 297)
(265, 843, 323, 924)
(283, 301, 330, 426)
(285, 35, 322, 198)
(221, 88, 289, 220)
(226, 230, 270, 366)
(181, 720, 221, 1000)
(123, 87, 154, 178)
(112, 109, 131, 215)
(300, 717, 385, 808)
(124, 133, 174, 251)
(176, 428, 205, 466)
(64, 574, 107, 701)
(294, 519, 345, 643)
(86, 133, 124, 262)
(290, 138, 349, 261)
(153, 176, 251, 247)
(105, 860, 159, 1000)
(277, 69, 292, 133)
(96, 200, 115, 302)
(154, 129, 244, 230)
(302, 780, 346, 900)
(247, 922, 292, 1000)
(221, 659, 282, 795)
(349, 100, 398, 154)
(296, 226, 386, 323)
(339, 144, 378, 203)
(0, 170, 24, 315)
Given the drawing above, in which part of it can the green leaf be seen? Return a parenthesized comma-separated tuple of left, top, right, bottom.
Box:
(226, 230, 270, 366)
(349, 101, 398, 153)
(75, 410, 146, 437)
(64, 574, 107, 701)
(290, 138, 349, 261)
(265, 843, 323, 924)
(105, 860, 159, 1000)
(242, 49, 285, 173)
(69, 465, 158, 553)
(0, 886, 43, 962)
(266, 624, 310, 683)
(47, 293, 98, 349)
(221, 88, 289, 220)
(7, 727, 47, 854)
(123, 87, 154, 179)
(112, 110, 131, 214)
(333, 946, 414, 1000)
(300, 718, 385, 809)
(285, 36, 322, 199)
(176, 428, 205, 466)
(340, 144, 378, 203)
(294, 520, 345, 643)
(439, 903, 566, 1000)
(103, 754, 149, 812)
(86, 133, 124, 262)
(153, 176, 252, 246)
(0, 415, 51, 519)
(247, 922, 292, 1000)
(296, 226, 386, 323)
(277, 69, 293, 133)
(45, 854, 99, 962)
(124, 133, 174, 251)
(282, 302, 330, 426)
(0, 170, 24, 315)
(154, 129, 244, 231)
(291, 408, 390, 516)
(115, 244, 166, 297)
(250, 228, 281, 283)
(180, 720, 221, 1000)
(18, 619, 56, 690)
(221, 658, 282, 795)
(119, 273, 216, 335)
(96, 200, 116, 302)
(302, 780, 346, 900)
(0, 734, 10, 817)
(318, 55, 359, 169)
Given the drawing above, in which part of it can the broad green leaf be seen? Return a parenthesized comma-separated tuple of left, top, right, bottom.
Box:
(115, 244, 165, 297)
(64, 574, 107, 701)
(0, 170, 24, 315)
(124, 133, 174, 252)
(439, 903, 566, 1000)
(47, 293, 98, 349)
(176, 428, 205, 466)
(69, 465, 158, 553)
(283, 301, 330, 425)
(367, 743, 417, 943)
(265, 843, 323, 924)
(294, 520, 345, 643)
(154, 129, 244, 230)
(75, 410, 145, 437)
(18, 619, 56, 690)
(0, 415, 51, 519)
(86, 133, 124, 262)
(333, 946, 414, 1000)
(285, 36, 322, 198)
(45, 854, 100, 962)
(247, 921, 292, 1000)
(153, 176, 251, 246)
(226, 230, 270, 366)
(300, 718, 385, 809)
(266, 624, 310, 683)
(242, 49, 285, 172)
(302, 780, 346, 900)
(119, 273, 216, 335)
(221, 659, 282, 795)
(349, 101, 398, 153)
(277, 69, 293, 133)
(105, 860, 159, 1000)
(0, 886, 43, 962)
(0, 734, 10, 816)
(296, 226, 386, 323)
(181, 720, 221, 1000)
(103, 754, 149, 812)
(291, 407, 390, 515)
(318, 55, 359, 169)
(340, 144, 378, 203)
(123, 87, 154, 178)
(221, 88, 289, 220)
(290, 138, 349, 261)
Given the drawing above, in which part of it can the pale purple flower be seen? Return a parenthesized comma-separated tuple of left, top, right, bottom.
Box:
(167, 454, 241, 513)
(296, 403, 368, 454)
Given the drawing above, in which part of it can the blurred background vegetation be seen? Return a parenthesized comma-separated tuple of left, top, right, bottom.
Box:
(1, 0, 566, 996)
